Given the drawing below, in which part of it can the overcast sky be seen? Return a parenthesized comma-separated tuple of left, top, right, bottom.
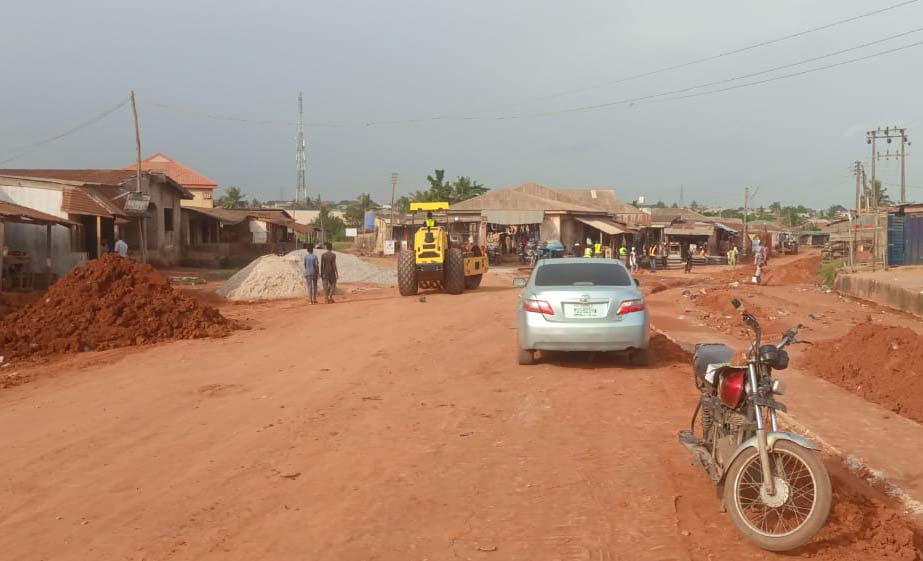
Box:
(2, 0, 921, 208)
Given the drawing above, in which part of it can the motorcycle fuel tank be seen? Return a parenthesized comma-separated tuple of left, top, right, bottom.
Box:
(718, 369, 746, 408)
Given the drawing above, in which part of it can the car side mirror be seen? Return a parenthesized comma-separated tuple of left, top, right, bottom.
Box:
(634, 278, 641, 286)
(513, 277, 527, 288)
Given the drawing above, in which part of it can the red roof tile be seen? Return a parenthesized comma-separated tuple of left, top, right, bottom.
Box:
(123, 153, 218, 189)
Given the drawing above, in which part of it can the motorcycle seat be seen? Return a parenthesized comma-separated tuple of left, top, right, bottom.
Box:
(693, 343, 736, 384)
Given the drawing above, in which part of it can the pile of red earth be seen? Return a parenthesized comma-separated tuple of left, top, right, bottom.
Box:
(0, 254, 239, 361)
(801, 321, 923, 424)
(763, 253, 822, 286)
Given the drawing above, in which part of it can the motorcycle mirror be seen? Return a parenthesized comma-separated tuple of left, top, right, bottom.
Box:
(634, 278, 640, 286)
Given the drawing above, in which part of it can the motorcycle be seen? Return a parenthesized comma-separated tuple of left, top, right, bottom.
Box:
(679, 298, 831, 552)
(487, 246, 503, 266)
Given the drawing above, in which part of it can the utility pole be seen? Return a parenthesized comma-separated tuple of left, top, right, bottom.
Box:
(389, 172, 398, 247)
(743, 186, 749, 256)
(867, 126, 911, 206)
(130, 90, 146, 263)
(295, 92, 307, 206)
(679, 184, 684, 207)
(854, 161, 862, 212)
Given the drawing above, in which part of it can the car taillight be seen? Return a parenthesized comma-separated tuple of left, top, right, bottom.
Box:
(616, 299, 645, 315)
(523, 299, 554, 315)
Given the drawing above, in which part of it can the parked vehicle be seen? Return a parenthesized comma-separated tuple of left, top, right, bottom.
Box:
(513, 258, 648, 365)
(679, 299, 831, 552)
(487, 245, 503, 266)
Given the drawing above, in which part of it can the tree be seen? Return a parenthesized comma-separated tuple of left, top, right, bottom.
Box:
(654, 200, 666, 208)
(406, 169, 488, 205)
(824, 204, 847, 218)
(864, 180, 892, 208)
(218, 186, 246, 209)
(670, 202, 679, 208)
(248, 197, 261, 208)
(396, 195, 412, 214)
(769, 201, 783, 216)
(344, 193, 375, 228)
(311, 205, 346, 241)
(779, 206, 805, 228)
(689, 200, 700, 210)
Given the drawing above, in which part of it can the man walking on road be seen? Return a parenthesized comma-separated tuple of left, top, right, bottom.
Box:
(320, 242, 339, 304)
(303, 243, 319, 304)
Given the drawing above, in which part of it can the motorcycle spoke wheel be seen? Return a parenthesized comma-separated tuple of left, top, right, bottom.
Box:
(724, 440, 831, 551)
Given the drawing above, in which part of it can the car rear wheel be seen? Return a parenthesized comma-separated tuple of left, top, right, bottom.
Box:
(629, 348, 650, 366)
(517, 348, 536, 365)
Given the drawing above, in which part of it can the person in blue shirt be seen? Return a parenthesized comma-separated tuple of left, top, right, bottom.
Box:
(303, 243, 319, 304)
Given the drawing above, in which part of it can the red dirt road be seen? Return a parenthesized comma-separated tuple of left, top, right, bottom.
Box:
(0, 274, 920, 560)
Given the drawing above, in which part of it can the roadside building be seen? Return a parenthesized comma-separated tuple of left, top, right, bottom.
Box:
(0, 199, 76, 290)
(181, 207, 313, 266)
(124, 153, 218, 208)
(449, 183, 644, 256)
(0, 169, 192, 273)
(887, 203, 923, 266)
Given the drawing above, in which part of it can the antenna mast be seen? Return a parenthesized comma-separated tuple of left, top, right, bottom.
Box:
(295, 92, 307, 205)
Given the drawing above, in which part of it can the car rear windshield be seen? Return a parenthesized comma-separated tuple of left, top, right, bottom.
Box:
(534, 262, 632, 287)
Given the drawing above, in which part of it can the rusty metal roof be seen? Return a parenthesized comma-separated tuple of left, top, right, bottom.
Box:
(0, 199, 76, 226)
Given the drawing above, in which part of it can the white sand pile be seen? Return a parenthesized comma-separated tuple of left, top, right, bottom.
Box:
(216, 255, 307, 301)
(216, 250, 396, 301)
(284, 250, 396, 285)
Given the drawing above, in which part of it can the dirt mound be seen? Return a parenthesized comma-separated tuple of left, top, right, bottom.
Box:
(691, 286, 791, 338)
(803, 467, 923, 560)
(649, 333, 692, 365)
(0, 254, 239, 362)
(763, 253, 822, 286)
(801, 322, 923, 424)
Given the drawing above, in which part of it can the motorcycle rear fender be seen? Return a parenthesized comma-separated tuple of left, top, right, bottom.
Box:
(719, 431, 820, 485)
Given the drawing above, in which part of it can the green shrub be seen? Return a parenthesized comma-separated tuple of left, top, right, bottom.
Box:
(818, 258, 844, 287)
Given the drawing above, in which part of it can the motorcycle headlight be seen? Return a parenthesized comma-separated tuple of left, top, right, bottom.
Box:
(771, 379, 786, 395)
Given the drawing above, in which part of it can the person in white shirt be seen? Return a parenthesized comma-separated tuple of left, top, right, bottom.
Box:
(114, 238, 129, 258)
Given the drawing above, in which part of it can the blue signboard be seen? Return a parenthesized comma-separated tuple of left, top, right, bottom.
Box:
(364, 210, 376, 230)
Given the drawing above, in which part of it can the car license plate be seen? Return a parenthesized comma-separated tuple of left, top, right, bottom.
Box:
(566, 303, 606, 318)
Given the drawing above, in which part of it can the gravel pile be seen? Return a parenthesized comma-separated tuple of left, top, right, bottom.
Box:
(216, 250, 395, 301)
(284, 250, 396, 285)
(216, 255, 307, 301)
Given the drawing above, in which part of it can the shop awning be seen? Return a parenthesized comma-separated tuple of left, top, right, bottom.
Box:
(714, 222, 738, 234)
(575, 216, 627, 235)
(483, 210, 544, 225)
(664, 225, 714, 237)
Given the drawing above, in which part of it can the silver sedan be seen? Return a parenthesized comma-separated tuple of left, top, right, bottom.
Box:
(514, 258, 649, 365)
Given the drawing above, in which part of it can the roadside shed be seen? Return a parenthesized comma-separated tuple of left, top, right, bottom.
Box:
(0, 199, 75, 291)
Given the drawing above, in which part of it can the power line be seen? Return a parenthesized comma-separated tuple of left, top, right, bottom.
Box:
(0, 98, 130, 165)
(507, 0, 920, 105)
(150, 35, 923, 128)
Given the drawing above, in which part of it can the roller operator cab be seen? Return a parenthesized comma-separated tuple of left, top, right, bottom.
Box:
(397, 202, 489, 296)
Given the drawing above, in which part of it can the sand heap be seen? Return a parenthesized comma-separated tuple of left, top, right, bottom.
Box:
(802, 321, 923, 424)
(216, 254, 308, 301)
(0, 254, 238, 361)
(217, 250, 396, 301)
(284, 250, 396, 285)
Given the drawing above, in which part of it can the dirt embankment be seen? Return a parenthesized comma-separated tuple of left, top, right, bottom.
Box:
(763, 253, 822, 286)
(0, 254, 240, 365)
(801, 321, 923, 424)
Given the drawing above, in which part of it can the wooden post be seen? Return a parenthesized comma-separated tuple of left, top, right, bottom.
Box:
(96, 216, 102, 258)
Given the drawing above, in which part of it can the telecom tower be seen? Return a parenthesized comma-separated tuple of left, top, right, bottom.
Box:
(295, 92, 307, 205)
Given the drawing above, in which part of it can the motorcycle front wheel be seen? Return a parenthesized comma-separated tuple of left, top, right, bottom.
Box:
(724, 440, 831, 552)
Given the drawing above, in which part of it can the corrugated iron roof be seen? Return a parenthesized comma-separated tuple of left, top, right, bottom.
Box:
(61, 187, 126, 217)
(0, 200, 76, 225)
(450, 183, 604, 213)
(0, 169, 193, 201)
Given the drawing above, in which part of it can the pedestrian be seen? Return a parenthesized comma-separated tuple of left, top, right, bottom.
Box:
(114, 237, 128, 258)
(648, 243, 658, 272)
(303, 243, 319, 304)
(629, 247, 638, 272)
(573, 241, 582, 257)
(583, 245, 593, 258)
(728, 246, 737, 267)
(320, 242, 339, 304)
(684, 252, 694, 274)
(618, 243, 627, 263)
(761, 244, 769, 265)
